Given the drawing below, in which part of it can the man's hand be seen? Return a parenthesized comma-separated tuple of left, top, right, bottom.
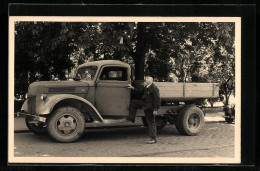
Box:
(153, 110, 158, 115)
(126, 84, 134, 90)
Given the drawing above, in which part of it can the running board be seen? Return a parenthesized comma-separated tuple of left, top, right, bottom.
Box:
(102, 118, 129, 124)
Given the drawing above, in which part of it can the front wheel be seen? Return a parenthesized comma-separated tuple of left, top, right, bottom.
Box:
(176, 105, 205, 136)
(25, 117, 47, 135)
(142, 116, 168, 130)
(47, 107, 85, 143)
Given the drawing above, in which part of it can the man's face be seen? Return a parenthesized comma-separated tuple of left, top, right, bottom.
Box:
(144, 76, 153, 86)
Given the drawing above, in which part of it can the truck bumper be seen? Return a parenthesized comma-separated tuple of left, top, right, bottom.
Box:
(17, 112, 47, 123)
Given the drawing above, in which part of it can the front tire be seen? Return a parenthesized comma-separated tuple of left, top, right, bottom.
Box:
(25, 117, 47, 135)
(47, 107, 85, 143)
(176, 105, 205, 136)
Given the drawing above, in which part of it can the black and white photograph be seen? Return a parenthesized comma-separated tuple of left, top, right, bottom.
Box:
(8, 16, 241, 164)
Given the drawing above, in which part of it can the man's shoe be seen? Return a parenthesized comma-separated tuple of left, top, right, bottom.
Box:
(125, 116, 135, 123)
(147, 138, 157, 144)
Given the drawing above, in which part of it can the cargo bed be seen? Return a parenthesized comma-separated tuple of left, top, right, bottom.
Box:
(154, 82, 219, 101)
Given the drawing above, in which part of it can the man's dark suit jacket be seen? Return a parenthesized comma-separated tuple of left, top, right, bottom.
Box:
(132, 83, 161, 111)
(141, 83, 161, 110)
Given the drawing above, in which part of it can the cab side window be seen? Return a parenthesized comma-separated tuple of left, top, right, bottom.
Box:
(99, 67, 128, 81)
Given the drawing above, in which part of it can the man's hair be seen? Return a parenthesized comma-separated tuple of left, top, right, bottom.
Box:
(145, 76, 153, 82)
(144, 74, 153, 78)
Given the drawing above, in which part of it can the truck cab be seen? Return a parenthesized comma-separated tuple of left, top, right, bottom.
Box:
(20, 60, 219, 142)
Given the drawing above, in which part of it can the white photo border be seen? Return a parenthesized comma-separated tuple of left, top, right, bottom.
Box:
(8, 16, 241, 164)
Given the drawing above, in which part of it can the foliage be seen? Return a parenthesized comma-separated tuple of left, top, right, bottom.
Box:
(15, 22, 235, 105)
(15, 22, 76, 98)
(203, 23, 235, 105)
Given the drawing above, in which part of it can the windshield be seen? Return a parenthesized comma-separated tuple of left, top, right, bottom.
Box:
(76, 66, 97, 81)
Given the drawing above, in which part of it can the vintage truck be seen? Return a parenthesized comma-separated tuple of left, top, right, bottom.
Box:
(19, 60, 219, 142)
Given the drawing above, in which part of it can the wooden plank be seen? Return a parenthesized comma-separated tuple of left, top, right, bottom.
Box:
(154, 82, 219, 99)
(155, 83, 184, 98)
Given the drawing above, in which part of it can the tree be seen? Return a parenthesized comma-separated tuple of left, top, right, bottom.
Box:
(15, 22, 77, 98)
(143, 22, 235, 105)
(205, 23, 235, 105)
(69, 22, 100, 65)
(97, 22, 148, 80)
(15, 21, 235, 105)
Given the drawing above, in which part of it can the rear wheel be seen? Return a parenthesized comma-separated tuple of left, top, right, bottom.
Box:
(174, 116, 184, 134)
(47, 107, 85, 143)
(142, 116, 168, 130)
(176, 105, 205, 136)
(25, 117, 47, 135)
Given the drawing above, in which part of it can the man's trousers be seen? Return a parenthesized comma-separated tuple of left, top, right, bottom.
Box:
(129, 100, 157, 139)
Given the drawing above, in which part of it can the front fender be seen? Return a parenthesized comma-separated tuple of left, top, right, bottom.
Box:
(21, 99, 29, 112)
(37, 94, 104, 122)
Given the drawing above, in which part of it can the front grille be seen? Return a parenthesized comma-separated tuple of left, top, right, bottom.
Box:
(28, 96, 36, 114)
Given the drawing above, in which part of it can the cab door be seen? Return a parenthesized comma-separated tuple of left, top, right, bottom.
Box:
(95, 65, 131, 117)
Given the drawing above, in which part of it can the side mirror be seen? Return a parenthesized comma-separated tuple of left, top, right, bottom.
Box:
(73, 76, 81, 81)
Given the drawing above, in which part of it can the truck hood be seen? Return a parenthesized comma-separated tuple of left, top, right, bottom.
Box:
(28, 81, 90, 96)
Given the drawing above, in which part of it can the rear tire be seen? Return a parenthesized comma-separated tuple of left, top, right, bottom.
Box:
(25, 117, 47, 135)
(47, 107, 85, 143)
(174, 116, 184, 134)
(176, 105, 205, 136)
(142, 116, 168, 130)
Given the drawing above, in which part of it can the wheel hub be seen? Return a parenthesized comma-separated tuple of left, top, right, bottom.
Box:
(188, 113, 200, 128)
(56, 115, 77, 135)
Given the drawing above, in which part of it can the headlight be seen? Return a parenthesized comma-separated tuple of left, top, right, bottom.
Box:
(25, 93, 28, 99)
(40, 94, 47, 101)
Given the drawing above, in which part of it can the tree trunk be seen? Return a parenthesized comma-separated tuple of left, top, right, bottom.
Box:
(134, 57, 145, 80)
(133, 23, 148, 80)
(225, 93, 229, 105)
(59, 70, 66, 80)
(93, 50, 98, 61)
(93, 44, 101, 61)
